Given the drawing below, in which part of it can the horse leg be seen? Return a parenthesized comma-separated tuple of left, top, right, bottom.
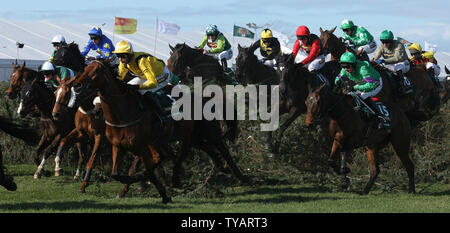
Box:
(215, 141, 249, 184)
(33, 135, 49, 166)
(328, 122, 344, 173)
(172, 139, 192, 188)
(391, 134, 415, 194)
(148, 145, 168, 187)
(116, 156, 141, 199)
(79, 134, 102, 193)
(272, 108, 301, 154)
(140, 147, 171, 204)
(54, 129, 84, 177)
(35, 135, 61, 179)
(340, 150, 351, 189)
(72, 142, 85, 180)
(362, 146, 380, 195)
(197, 143, 228, 173)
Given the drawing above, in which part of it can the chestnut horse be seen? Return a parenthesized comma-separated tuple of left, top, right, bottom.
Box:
(52, 80, 106, 186)
(305, 83, 415, 194)
(18, 79, 82, 179)
(7, 62, 42, 99)
(319, 27, 440, 123)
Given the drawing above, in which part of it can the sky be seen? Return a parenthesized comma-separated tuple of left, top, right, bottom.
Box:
(1, 0, 450, 51)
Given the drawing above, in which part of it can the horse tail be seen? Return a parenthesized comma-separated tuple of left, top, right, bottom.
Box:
(0, 115, 40, 145)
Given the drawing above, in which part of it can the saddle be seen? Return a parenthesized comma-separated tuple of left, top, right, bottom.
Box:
(348, 93, 392, 130)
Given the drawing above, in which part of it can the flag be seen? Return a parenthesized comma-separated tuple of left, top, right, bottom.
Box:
(157, 19, 180, 35)
(397, 37, 412, 47)
(233, 25, 254, 39)
(114, 17, 137, 34)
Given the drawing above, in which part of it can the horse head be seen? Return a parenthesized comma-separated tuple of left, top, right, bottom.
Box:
(18, 79, 54, 118)
(7, 62, 27, 99)
(167, 43, 198, 77)
(234, 44, 253, 84)
(319, 26, 346, 60)
(54, 42, 85, 73)
(304, 83, 327, 127)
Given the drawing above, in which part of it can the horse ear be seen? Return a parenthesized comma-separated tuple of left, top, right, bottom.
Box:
(238, 44, 241, 49)
(169, 44, 175, 52)
(445, 65, 450, 74)
(330, 26, 337, 34)
(320, 27, 324, 33)
(20, 62, 25, 70)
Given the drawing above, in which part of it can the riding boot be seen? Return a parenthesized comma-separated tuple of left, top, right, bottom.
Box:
(221, 59, 238, 85)
(396, 70, 412, 95)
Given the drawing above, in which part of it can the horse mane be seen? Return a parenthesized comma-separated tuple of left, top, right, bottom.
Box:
(53, 42, 85, 72)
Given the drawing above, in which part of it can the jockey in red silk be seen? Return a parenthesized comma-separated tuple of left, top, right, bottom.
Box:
(291, 25, 325, 73)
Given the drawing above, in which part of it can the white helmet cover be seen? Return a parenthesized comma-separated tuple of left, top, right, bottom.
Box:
(51, 35, 66, 44)
(41, 61, 55, 71)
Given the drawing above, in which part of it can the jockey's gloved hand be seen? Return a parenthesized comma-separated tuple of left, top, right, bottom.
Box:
(377, 59, 385, 64)
(127, 84, 140, 91)
(344, 40, 353, 45)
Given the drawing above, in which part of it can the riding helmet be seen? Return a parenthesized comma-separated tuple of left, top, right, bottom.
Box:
(112, 40, 134, 54)
(206, 25, 219, 36)
(40, 61, 55, 72)
(296, 25, 310, 37)
(339, 52, 357, 64)
(51, 35, 66, 44)
(88, 26, 103, 37)
(340, 19, 355, 30)
(380, 30, 394, 41)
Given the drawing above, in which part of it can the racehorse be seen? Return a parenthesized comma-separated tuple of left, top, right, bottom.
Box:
(0, 115, 40, 191)
(52, 79, 156, 197)
(53, 42, 86, 73)
(168, 43, 227, 86)
(266, 53, 338, 154)
(52, 80, 105, 185)
(234, 44, 280, 85)
(18, 79, 82, 179)
(72, 60, 246, 200)
(319, 27, 440, 123)
(7, 62, 42, 99)
(304, 83, 415, 194)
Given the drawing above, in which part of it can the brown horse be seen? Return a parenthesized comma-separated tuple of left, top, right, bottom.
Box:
(320, 27, 440, 123)
(235, 44, 280, 85)
(18, 78, 82, 179)
(305, 83, 415, 194)
(52, 80, 106, 185)
(168, 43, 227, 86)
(53, 42, 86, 73)
(72, 60, 246, 200)
(7, 62, 42, 99)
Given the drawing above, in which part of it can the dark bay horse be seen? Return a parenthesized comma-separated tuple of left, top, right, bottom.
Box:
(305, 83, 415, 194)
(235, 44, 280, 85)
(439, 66, 450, 104)
(266, 54, 337, 154)
(168, 43, 227, 86)
(18, 79, 82, 179)
(7, 62, 42, 99)
(53, 42, 86, 73)
(320, 27, 440, 123)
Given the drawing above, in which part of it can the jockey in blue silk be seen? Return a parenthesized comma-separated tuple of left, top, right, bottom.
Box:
(80, 27, 115, 60)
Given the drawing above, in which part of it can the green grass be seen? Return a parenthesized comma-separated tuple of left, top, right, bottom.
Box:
(1, 164, 448, 213)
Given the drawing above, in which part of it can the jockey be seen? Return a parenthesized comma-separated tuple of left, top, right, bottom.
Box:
(248, 28, 281, 68)
(197, 24, 233, 73)
(340, 19, 377, 59)
(408, 43, 441, 85)
(372, 30, 412, 95)
(49, 35, 67, 63)
(335, 52, 391, 129)
(80, 27, 116, 61)
(291, 25, 325, 73)
(112, 40, 180, 117)
(39, 61, 75, 91)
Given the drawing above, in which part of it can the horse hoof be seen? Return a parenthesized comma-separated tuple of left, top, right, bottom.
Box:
(33, 173, 41, 179)
(115, 194, 124, 199)
(78, 189, 86, 194)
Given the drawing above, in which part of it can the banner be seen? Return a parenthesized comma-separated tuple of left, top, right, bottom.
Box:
(397, 37, 412, 47)
(233, 25, 254, 39)
(157, 19, 180, 35)
(114, 17, 137, 34)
